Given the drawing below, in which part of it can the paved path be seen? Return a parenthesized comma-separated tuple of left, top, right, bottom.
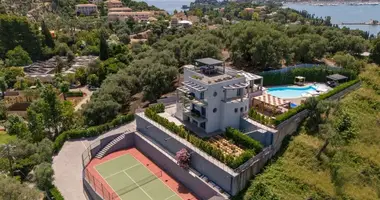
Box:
(52, 121, 136, 200)
(73, 86, 93, 111)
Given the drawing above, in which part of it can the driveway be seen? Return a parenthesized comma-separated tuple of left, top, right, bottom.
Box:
(52, 121, 136, 200)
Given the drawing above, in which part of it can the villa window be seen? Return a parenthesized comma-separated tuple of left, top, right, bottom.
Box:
(245, 106, 248, 111)
(237, 88, 241, 96)
(213, 108, 217, 113)
(200, 91, 204, 99)
(213, 91, 217, 97)
(240, 107, 243, 112)
(235, 108, 238, 113)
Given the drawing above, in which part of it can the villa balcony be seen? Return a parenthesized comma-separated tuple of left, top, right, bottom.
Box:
(183, 108, 207, 123)
(222, 95, 249, 103)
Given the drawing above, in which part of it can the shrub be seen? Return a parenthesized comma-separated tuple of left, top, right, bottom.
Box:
(53, 114, 134, 152)
(225, 127, 263, 154)
(149, 103, 165, 113)
(273, 79, 360, 126)
(260, 66, 357, 86)
(48, 186, 64, 200)
(66, 91, 84, 97)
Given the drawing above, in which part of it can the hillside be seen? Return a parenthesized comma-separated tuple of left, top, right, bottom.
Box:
(242, 65, 380, 200)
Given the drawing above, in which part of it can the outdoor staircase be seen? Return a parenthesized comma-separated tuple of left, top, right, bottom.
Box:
(95, 134, 126, 159)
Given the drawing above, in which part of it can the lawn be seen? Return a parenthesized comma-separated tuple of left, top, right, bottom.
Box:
(0, 131, 15, 144)
(241, 65, 380, 200)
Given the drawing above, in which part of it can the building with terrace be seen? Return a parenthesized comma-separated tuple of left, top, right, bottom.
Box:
(108, 7, 132, 13)
(108, 11, 151, 21)
(175, 58, 263, 135)
(107, 0, 123, 8)
(75, 4, 98, 16)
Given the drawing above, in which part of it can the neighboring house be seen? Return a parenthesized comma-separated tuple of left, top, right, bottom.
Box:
(108, 11, 151, 21)
(175, 58, 263, 134)
(88, 0, 103, 4)
(244, 7, 254, 14)
(170, 17, 178, 26)
(75, 4, 98, 16)
(107, 0, 123, 8)
(108, 7, 132, 12)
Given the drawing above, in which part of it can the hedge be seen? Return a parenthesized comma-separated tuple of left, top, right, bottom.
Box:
(273, 79, 360, 126)
(225, 127, 263, 154)
(48, 186, 64, 200)
(53, 114, 134, 152)
(248, 109, 274, 126)
(66, 91, 84, 97)
(145, 104, 258, 169)
(260, 66, 357, 86)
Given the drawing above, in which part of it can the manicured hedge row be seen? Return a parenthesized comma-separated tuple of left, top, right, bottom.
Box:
(248, 109, 273, 126)
(48, 186, 64, 200)
(225, 127, 263, 154)
(260, 66, 357, 86)
(66, 91, 84, 97)
(317, 79, 360, 100)
(53, 114, 134, 152)
(149, 103, 165, 113)
(273, 79, 360, 126)
(145, 105, 258, 169)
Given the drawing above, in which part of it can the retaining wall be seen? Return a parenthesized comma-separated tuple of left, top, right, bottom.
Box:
(134, 132, 222, 200)
(136, 115, 236, 195)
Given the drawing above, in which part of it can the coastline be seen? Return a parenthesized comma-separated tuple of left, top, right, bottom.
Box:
(284, 1, 380, 6)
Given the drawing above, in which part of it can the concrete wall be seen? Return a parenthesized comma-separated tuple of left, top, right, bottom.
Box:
(134, 132, 222, 200)
(102, 133, 135, 156)
(136, 115, 236, 195)
(83, 175, 103, 200)
(89, 133, 122, 158)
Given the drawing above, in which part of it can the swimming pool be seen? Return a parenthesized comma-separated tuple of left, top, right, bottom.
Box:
(267, 85, 318, 99)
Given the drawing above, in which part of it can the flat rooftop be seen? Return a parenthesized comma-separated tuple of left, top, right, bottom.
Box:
(184, 65, 239, 84)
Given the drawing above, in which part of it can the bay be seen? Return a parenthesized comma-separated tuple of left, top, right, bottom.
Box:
(285, 3, 380, 35)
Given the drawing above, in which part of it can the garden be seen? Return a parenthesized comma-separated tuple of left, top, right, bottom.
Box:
(145, 104, 263, 169)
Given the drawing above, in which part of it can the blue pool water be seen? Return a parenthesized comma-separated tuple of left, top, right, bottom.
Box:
(267, 85, 317, 99)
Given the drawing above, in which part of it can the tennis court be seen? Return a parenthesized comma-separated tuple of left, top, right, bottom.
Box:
(95, 154, 182, 200)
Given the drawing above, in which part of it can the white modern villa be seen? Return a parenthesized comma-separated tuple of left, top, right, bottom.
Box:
(175, 58, 263, 135)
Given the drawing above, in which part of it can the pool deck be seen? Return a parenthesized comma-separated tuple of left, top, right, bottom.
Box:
(264, 83, 331, 105)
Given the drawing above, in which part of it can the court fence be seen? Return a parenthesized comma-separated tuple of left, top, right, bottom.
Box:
(82, 133, 124, 200)
(84, 168, 116, 200)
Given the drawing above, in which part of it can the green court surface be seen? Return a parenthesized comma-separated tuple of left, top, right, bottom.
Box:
(95, 154, 182, 200)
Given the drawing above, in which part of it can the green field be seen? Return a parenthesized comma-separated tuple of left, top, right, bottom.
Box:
(241, 65, 380, 200)
(0, 131, 15, 144)
(95, 154, 182, 200)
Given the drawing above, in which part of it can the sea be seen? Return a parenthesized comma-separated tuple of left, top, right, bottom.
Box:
(285, 3, 380, 35)
(139, 0, 380, 35)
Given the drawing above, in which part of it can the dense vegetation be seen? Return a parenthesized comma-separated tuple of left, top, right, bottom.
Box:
(242, 65, 380, 200)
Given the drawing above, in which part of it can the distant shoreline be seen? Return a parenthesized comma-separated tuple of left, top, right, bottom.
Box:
(284, 1, 380, 6)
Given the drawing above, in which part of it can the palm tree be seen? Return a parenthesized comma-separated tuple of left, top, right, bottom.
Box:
(0, 77, 7, 99)
(60, 81, 70, 101)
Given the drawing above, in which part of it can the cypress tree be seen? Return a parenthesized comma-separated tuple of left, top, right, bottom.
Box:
(41, 21, 55, 48)
(99, 30, 109, 61)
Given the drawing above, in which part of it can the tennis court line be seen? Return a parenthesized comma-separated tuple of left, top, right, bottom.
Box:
(96, 154, 131, 167)
(103, 163, 142, 179)
(164, 194, 177, 200)
(129, 154, 182, 200)
(123, 171, 154, 200)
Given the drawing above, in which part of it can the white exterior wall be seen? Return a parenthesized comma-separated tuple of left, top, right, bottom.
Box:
(180, 68, 249, 133)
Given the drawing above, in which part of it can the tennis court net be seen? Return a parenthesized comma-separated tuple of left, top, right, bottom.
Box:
(112, 171, 163, 199)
